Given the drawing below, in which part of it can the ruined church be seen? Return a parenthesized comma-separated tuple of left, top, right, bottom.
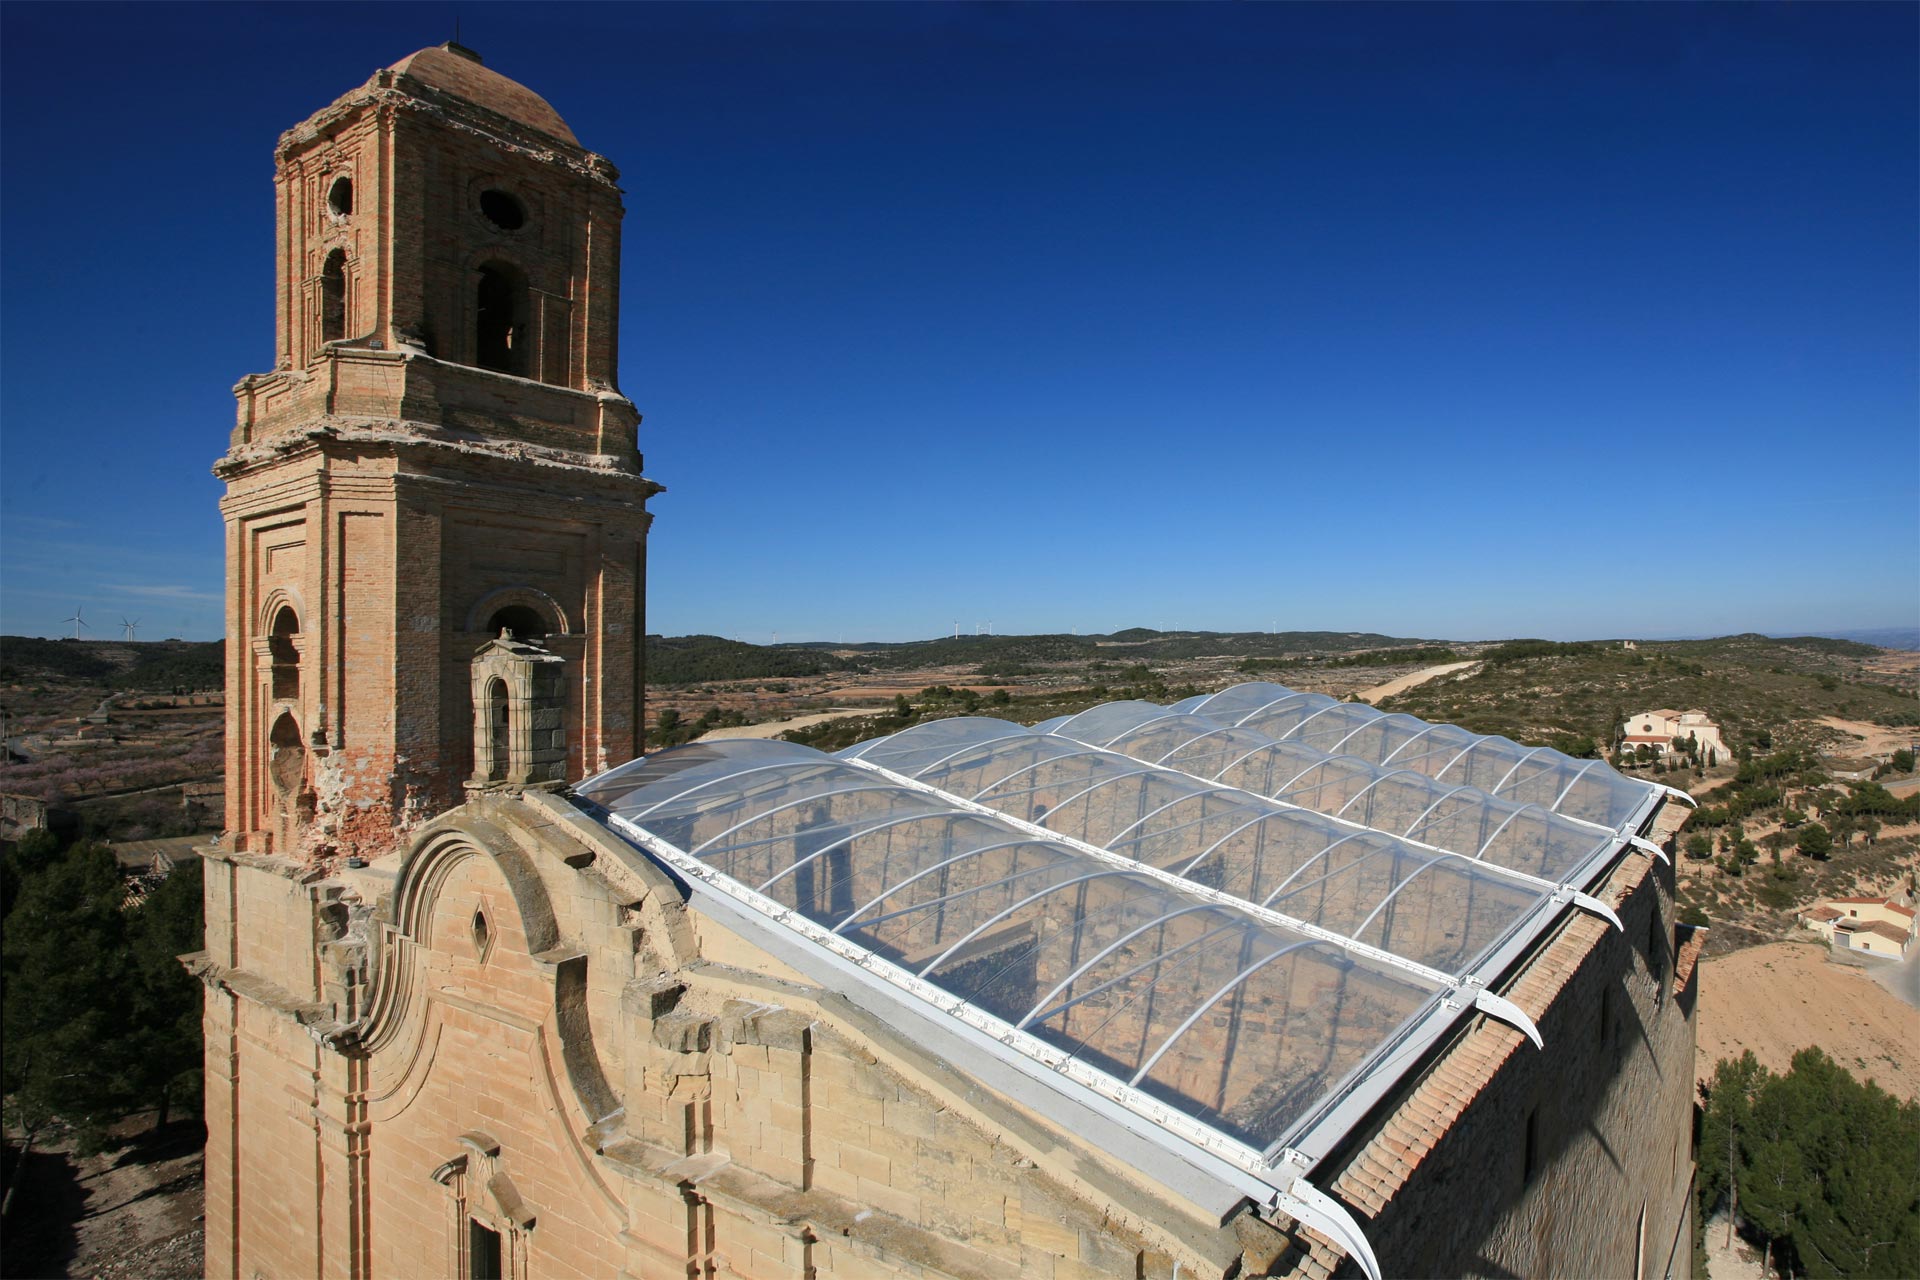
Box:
(194, 45, 1702, 1280)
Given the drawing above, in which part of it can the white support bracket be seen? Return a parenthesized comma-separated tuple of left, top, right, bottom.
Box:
(1267, 1154, 1383, 1280)
(1445, 979, 1544, 1049)
(1553, 886, 1624, 932)
(1472, 988, 1544, 1049)
(1629, 835, 1671, 865)
(1659, 784, 1698, 807)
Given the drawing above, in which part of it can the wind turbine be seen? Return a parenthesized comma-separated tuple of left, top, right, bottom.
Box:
(62, 607, 89, 639)
(122, 617, 141, 641)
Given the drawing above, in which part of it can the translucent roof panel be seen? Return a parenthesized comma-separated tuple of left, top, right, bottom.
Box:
(579, 740, 1443, 1155)
(1177, 683, 1658, 829)
(1042, 704, 1620, 886)
(847, 721, 1554, 979)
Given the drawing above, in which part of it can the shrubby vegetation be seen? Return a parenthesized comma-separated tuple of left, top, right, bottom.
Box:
(779, 677, 1202, 754)
(1384, 635, 1920, 754)
(1699, 1049, 1919, 1278)
(649, 704, 755, 748)
(0, 637, 223, 691)
(1238, 645, 1461, 674)
(1480, 638, 1601, 666)
(646, 635, 859, 686)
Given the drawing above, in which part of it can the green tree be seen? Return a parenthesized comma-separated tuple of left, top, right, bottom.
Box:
(1699, 1051, 1766, 1248)
(2, 842, 141, 1156)
(1685, 834, 1712, 861)
(1796, 823, 1833, 860)
(123, 856, 205, 1130)
(1890, 748, 1915, 775)
(1, 827, 64, 920)
(990, 688, 1011, 706)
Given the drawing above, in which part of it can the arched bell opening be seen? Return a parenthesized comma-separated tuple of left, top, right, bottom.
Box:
(475, 260, 529, 376)
(320, 249, 348, 347)
(269, 605, 301, 701)
(487, 605, 548, 641)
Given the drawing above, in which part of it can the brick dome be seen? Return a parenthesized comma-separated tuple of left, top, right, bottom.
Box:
(388, 44, 578, 146)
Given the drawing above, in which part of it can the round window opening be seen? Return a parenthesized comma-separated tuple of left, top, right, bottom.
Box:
(479, 189, 526, 231)
(327, 175, 354, 217)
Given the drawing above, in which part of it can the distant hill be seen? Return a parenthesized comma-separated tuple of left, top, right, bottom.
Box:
(1381, 633, 1920, 756)
(821, 628, 1437, 672)
(646, 628, 1442, 685)
(0, 636, 224, 690)
(1798, 627, 1920, 652)
(645, 635, 864, 685)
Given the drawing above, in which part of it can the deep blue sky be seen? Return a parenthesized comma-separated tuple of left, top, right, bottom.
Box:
(3, 2, 1915, 644)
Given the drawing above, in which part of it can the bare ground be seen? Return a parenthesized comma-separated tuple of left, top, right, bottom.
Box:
(1696, 941, 1920, 1099)
(696, 708, 885, 742)
(1, 1119, 204, 1280)
(1355, 660, 1479, 704)
(1817, 714, 1917, 759)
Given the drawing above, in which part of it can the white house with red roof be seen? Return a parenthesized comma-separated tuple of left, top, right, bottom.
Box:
(1798, 894, 1917, 958)
(1621, 709, 1728, 760)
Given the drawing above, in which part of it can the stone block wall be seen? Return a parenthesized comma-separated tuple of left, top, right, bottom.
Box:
(1321, 847, 1698, 1279)
(197, 789, 1699, 1280)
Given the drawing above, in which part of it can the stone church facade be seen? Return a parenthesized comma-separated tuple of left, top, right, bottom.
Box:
(193, 47, 1700, 1280)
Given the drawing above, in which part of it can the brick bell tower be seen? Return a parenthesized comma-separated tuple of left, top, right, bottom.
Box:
(217, 43, 659, 861)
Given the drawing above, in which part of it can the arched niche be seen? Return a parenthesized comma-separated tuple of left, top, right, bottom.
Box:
(268, 709, 312, 852)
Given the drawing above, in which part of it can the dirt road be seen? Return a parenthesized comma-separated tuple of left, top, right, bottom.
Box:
(696, 708, 882, 743)
(1358, 660, 1479, 704)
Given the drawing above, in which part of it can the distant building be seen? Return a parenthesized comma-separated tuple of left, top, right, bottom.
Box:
(1819, 757, 1880, 783)
(1799, 895, 1917, 958)
(0, 792, 76, 841)
(1621, 709, 1726, 760)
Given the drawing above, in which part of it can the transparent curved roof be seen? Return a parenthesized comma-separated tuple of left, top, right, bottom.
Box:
(842, 717, 1556, 979)
(1033, 701, 1622, 884)
(1169, 682, 1657, 828)
(573, 693, 1682, 1275)
(578, 739, 1443, 1157)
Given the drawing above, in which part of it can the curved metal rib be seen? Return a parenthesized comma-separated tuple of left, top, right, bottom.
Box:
(1128, 940, 1323, 1086)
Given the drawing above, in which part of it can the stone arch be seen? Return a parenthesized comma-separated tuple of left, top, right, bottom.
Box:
(362, 819, 620, 1124)
(255, 585, 309, 638)
(465, 586, 569, 637)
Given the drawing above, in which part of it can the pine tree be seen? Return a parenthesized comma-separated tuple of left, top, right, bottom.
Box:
(1, 842, 141, 1154)
(123, 855, 205, 1130)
